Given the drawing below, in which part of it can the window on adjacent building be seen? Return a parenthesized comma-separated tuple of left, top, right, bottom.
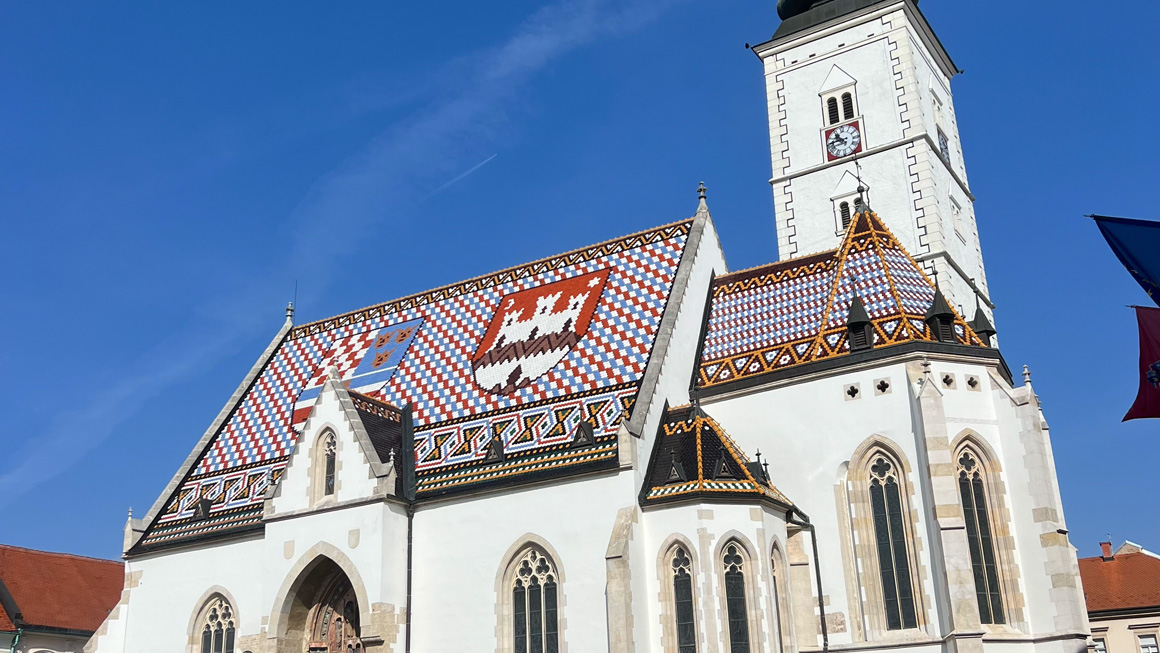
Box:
(869, 455, 918, 630)
(1139, 635, 1158, 653)
(1094, 639, 1107, 653)
(722, 543, 751, 653)
(671, 546, 697, 653)
(957, 449, 1005, 624)
(196, 595, 236, 653)
(511, 548, 559, 653)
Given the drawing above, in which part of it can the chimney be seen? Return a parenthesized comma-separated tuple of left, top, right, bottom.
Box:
(1100, 541, 1114, 560)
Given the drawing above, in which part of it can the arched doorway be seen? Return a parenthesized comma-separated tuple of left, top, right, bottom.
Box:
(280, 556, 364, 653)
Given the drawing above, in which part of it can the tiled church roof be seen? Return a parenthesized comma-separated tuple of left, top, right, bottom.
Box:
(640, 404, 792, 507)
(0, 545, 123, 634)
(696, 209, 984, 390)
(1079, 550, 1160, 614)
(136, 220, 693, 551)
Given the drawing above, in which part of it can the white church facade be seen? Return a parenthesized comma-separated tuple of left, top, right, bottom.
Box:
(87, 2, 1090, 653)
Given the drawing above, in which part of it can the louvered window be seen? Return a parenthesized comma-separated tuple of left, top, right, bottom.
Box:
(869, 457, 918, 630)
(957, 450, 1005, 624)
(842, 92, 855, 120)
(827, 97, 841, 125)
(840, 201, 851, 229)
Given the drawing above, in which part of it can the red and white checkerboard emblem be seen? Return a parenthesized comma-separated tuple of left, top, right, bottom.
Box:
(472, 269, 610, 395)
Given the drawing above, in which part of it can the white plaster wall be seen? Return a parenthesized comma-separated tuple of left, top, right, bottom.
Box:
(409, 471, 636, 652)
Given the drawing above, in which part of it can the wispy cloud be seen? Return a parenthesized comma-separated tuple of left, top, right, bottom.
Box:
(0, 0, 687, 512)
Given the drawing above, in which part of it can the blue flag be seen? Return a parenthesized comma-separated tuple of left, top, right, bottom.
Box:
(1094, 215, 1160, 306)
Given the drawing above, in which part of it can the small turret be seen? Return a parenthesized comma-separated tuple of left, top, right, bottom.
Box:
(846, 294, 874, 351)
(925, 273, 957, 343)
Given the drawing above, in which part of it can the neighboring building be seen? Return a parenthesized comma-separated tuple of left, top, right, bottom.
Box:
(0, 545, 123, 653)
(1080, 542, 1160, 653)
(87, 1, 1090, 653)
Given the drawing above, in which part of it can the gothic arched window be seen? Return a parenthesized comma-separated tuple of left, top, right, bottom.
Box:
(511, 548, 559, 653)
(196, 596, 236, 653)
(722, 543, 751, 653)
(827, 97, 841, 125)
(842, 92, 855, 121)
(324, 433, 337, 496)
(869, 456, 918, 630)
(671, 546, 697, 653)
(957, 448, 1005, 624)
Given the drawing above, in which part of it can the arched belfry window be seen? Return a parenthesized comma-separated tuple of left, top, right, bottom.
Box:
(197, 596, 236, 653)
(842, 92, 855, 120)
(839, 202, 852, 230)
(670, 546, 697, 653)
(957, 448, 1005, 624)
(827, 97, 841, 126)
(722, 543, 751, 653)
(511, 548, 559, 653)
(869, 456, 918, 630)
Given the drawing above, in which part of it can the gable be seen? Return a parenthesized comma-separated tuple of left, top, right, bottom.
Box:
(819, 64, 856, 94)
(135, 220, 692, 551)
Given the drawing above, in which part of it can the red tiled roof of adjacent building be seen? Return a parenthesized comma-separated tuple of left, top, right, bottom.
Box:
(1079, 549, 1160, 614)
(0, 544, 124, 633)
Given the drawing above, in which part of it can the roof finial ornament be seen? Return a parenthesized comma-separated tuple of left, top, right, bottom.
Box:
(1023, 364, 1032, 386)
(286, 301, 295, 320)
(698, 181, 707, 200)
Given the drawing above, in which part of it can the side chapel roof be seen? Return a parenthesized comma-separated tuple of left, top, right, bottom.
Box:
(134, 219, 696, 552)
(696, 209, 985, 391)
(640, 404, 792, 508)
(0, 545, 124, 634)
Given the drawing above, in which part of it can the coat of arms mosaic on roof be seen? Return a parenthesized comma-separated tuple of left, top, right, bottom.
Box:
(140, 221, 691, 549)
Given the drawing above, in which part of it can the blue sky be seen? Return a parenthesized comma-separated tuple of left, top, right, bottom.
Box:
(1, 0, 1157, 561)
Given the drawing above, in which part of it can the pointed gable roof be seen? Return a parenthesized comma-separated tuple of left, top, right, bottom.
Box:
(640, 404, 792, 507)
(132, 219, 696, 553)
(697, 209, 985, 389)
(819, 64, 857, 93)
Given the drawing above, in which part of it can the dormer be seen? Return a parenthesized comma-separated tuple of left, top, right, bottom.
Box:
(267, 368, 412, 516)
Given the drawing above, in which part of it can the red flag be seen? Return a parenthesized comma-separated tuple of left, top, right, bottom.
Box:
(1124, 306, 1160, 421)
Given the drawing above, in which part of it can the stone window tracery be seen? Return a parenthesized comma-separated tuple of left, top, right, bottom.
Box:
(957, 448, 1005, 624)
(197, 596, 236, 653)
(722, 543, 751, 653)
(511, 548, 559, 653)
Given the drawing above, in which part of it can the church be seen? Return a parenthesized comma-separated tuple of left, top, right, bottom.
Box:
(87, 1, 1091, 652)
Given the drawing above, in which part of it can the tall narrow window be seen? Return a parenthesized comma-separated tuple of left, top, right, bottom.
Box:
(722, 544, 751, 653)
(842, 92, 855, 120)
(840, 201, 852, 229)
(827, 97, 841, 125)
(1140, 635, 1158, 653)
(869, 456, 918, 630)
(324, 433, 337, 496)
(957, 450, 1003, 623)
(671, 546, 697, 653)
(770, 553, 785, 653)
(511, 548, 559, 653)
(196, 596, 235, 653)
(1094, 638, 1107, 653)
(957, 449, 1004, 624)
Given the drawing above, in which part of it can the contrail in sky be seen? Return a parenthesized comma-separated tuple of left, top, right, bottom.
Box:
(418, 153, 498, 203)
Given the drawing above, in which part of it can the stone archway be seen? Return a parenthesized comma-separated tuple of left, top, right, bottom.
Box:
(276, 556, 364, 653)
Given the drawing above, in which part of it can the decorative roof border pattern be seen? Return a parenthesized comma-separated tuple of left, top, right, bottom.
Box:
(641, 404, 792, 507)
(697, 210, 983, 389)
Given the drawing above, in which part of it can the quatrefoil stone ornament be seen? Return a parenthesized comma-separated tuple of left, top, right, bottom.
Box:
(871, 457, 892, 479)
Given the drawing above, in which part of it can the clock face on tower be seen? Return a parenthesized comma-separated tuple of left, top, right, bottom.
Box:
(824, 121, 862, 160)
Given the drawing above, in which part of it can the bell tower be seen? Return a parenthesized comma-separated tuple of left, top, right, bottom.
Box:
(753, 0, 992, 320)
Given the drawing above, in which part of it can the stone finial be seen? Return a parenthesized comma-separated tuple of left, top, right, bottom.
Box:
(697, 181, 707, 200)
(286, 302, 295, 320)
(1023, 365, 1032, 386)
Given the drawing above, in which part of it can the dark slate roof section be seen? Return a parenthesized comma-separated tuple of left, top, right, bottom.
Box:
(772, 0, 898, 41)
(640, 403, 792, 509)
(349, 390, 406, 496)
(695, 209, 987, 391)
